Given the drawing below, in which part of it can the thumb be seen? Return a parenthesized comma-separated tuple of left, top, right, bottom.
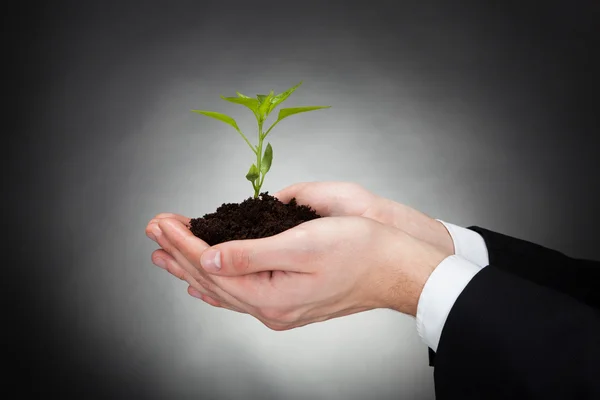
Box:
(199, 229, 314, 276)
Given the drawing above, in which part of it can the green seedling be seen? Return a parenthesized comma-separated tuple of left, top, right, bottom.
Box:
(192, 82, 330, 198)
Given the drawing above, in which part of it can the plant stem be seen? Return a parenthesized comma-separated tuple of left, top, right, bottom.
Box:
(253, 121, 264, 198)
(258, 166, 266, 189)
(263, 120, 279, 139)
(237, 129, 258, 155)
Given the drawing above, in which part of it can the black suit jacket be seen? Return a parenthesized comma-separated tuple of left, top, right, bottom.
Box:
(428, 227, 600, 399)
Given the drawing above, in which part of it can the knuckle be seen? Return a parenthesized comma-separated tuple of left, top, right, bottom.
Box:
(230, 247, 252, 272)
(198, 278, 215, 293)
(160, 240, 173, 255)
(166, 263, 185, 281)
(153, 213, 172, 219)
(190, 285, 208, 297)
(153, 230, 172, 252)
(169, 229, 187, 250)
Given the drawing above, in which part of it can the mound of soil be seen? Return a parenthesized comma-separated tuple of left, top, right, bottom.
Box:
(188, 192, 322, 245)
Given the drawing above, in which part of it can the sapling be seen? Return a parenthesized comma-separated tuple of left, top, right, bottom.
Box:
(192, 82, 330, 198)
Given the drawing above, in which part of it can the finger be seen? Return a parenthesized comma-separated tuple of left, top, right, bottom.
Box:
(154, 247, 244, 309)
(188, 286, 218, 305)
(155, 218, 211, 262)
(154, 218, 253, 310)
(151, 249, 215, 296)
(146, 220, 161, 242)
(152, 213, 191, 225)
(151, 229, 220, 296)
(272, 181, 343, 217)
(158, 217, 318, 312)
(147, 213, 191, 242)
(151, 248, 171, 270)
(187, 286, 246, 314)
(151, 221, 216, 287)
(157, 219, 318, 276)
(272, 182, 310, 203)
(151, 249, 191, 280)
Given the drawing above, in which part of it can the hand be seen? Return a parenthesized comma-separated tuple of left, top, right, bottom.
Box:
(273, 182, 454, 254)
(152, 214, 449, 330)
(145, 181, 454, 324)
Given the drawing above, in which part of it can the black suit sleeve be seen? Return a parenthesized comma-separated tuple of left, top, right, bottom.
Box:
(428, 227, 600, 367)
(468, 226, 600, 309)
(433, 265, 600, 399)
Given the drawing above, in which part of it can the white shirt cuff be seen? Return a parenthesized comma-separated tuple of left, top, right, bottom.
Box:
(437, 220, 490, 267)
(416, 255, 482, 352)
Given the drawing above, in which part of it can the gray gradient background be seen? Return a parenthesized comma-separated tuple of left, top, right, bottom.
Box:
(10, 1, 600, 398)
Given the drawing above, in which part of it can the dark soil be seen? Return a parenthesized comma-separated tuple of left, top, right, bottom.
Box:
(188, 192, 322, 245)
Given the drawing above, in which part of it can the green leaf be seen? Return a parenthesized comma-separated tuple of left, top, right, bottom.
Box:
(236, 91, 251, 98)
(191, 110, 241, 133)
(261, 143, 273, 174)
(258, 90, 274, 120)
(256, 94, 269, 104)
(246, 164, 260, 182)
(220, 95, 259, 113)
(269, 82, 302, 114)
(276, 106, 331, 123)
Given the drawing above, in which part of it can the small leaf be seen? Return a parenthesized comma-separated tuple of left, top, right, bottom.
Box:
(261, 143, 273, 174)
(258, 90, 275, 119)
(191, 110, 241, 133)
(256, 94, 269, 104)
(220, 95, 259, 113)
(246, 164, 260, 182)
(269, 82, 302, 114)
(236, 91, 251, 98)
(276, 106, 331, 123)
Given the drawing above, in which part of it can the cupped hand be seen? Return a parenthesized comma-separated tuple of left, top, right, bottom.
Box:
(152, 214, 448, 330)
(145, 181, 454, 323)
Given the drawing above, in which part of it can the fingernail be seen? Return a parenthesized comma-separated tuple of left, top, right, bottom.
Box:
(189, 287, 203, 299)
(201, 249, 221, 272)
(146, 225, 157, 241)
(153, 257, 166, 269)
(151, 224, 162, 240)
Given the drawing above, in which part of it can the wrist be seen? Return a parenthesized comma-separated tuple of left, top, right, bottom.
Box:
(386, 199, 455, 255)
(382, 228, 450, 317)
(429, 219, 455, 255)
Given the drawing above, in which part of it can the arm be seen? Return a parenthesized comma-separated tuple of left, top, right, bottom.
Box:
(425, 223, 600, 367)
(433, 265, 600, 399)
(468, 226, 600, 309)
